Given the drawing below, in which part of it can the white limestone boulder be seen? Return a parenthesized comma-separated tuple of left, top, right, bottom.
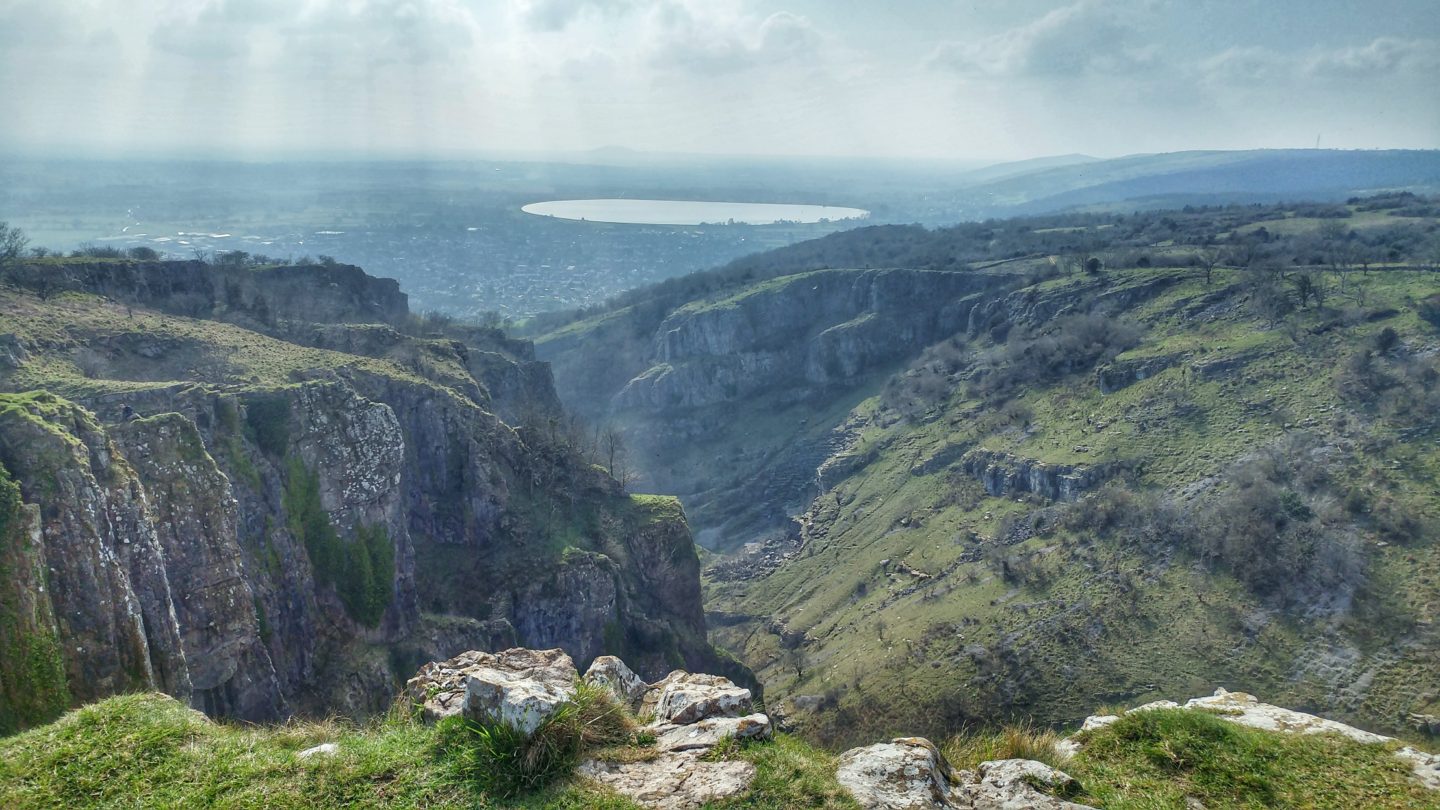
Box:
(584, 655, 649, 711)
(578, 751, 755, 809)
(653, 713, 773, 752)
(405, 648, 578, 734)
(646, 671, 752, 725)
(835, 737, 956, 809)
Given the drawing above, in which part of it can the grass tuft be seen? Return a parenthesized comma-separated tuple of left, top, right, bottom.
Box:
(942, 722, 1066, 771)
(437, 681, 634, 798)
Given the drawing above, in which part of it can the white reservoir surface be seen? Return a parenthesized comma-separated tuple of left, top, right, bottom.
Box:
(521, 198, 869, 226)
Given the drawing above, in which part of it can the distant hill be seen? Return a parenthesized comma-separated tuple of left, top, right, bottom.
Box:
(965, 149, 1440, 214)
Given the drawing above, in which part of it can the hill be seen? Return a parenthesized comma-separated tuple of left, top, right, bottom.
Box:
(528, 195, 1440, 746)
(0, 255, 744, 734)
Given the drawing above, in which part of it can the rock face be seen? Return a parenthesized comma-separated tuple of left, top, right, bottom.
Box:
(835, 737, 1093, 810)
(535, 267, 1013, 550)
(0, 261, 741, 730)
(959, 449, 1113, 502)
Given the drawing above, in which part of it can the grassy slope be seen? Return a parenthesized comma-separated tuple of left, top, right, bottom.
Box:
(3, 693, 1434, 808)
(706, 262, 1440, 746)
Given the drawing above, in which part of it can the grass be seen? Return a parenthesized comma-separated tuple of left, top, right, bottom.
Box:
(4, 691, 1437, 808)
(0, 690, 868, 809)
(705, 265, 1440, 746)
(942, 723, 1066, 771)
(437, 683, 635, 799)
(1065, 708, 1440, 809)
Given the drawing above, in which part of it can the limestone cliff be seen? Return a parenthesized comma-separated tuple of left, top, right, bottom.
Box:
(535, 267, 1016, 549)
(0, 259, 738, 729)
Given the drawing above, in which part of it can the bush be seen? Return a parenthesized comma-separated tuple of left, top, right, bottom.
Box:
(437, 683, 633, 798)
(243, 394, 291, 456)
(283, 459, 395, 627)
(969, 314, 1143, 404)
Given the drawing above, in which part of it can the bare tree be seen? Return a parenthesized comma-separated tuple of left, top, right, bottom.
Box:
(1195, 245, 1222, 285)
(0, 221, 28, 265)
(600, 427, 632, 488)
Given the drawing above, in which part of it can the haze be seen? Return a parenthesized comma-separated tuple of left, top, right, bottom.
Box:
(2, 0, 1437, 162)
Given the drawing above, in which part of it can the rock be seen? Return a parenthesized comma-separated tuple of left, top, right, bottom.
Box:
(585, 655, 649, 710)
(835, 737, 1094, 810)
(835, 737, 956, 809)
(296, 742, 338, 760)
(954, 759, 1091, 809)
(405, 648, 578, 732)
(1064, 688, 1440, 792)
(1395, 747, 1440, 790)
(1182, 688, 1393, 744)
(578, 751, 755, 809)
(646, 671, 752, 725)
(653, 713, 772, 752)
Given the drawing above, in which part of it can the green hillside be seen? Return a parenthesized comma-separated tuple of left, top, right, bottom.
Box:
(707, 259, 1440, 746)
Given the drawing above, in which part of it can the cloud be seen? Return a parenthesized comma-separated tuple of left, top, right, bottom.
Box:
(521, 0, 639, 32)
(646, 7, 823, 74)
(929, 0, 1157, 78)
(1304, 37, 1440, 79)
(1201, 37, 1440, 85)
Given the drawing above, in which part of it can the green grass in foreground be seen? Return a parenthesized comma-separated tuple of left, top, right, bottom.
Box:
(1066, 709, 1438, 809)
(4, 694, 1436, 808)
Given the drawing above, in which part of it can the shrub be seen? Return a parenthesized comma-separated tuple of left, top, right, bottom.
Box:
(243, 394, 291, 457)
(282, 459, 395, 627)
(437, 682, 633, 798)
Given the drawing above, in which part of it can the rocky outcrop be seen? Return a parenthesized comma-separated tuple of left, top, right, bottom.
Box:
(578, 753, 756, 810)
(835, 736, 1092, 810)
(1062, 688, 1440, 791)
(0, 262, 740, 730)
(404, 648, 579, 730)
(580, 663, 767, 809)
(584, 655, 649, 710)
(111, 414, 286, 720)
(959, 449, 1113, 502)
(614, 269, 997, 413)
(0, 260, 407, 330)
(0, 395, 190, 705)
(647, 671, 754, 725)
(1094, 354, 1178, 393)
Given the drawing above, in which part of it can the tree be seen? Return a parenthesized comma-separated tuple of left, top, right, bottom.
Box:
(1083, 256, 1103, 274)
(600, 427, 632, 488)
(1195, 245, 1222, 285)
(0, 222, 28, 265)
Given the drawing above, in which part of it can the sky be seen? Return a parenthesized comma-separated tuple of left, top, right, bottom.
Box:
(0, 0, 1436, 162)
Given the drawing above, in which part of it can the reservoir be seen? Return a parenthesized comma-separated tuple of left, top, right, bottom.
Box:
(521, 199, 869, 226)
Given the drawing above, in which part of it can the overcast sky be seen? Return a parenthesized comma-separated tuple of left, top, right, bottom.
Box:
(1, 0, 1436, 161)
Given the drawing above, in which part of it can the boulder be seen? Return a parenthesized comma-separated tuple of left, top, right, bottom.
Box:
(646, 671, 752, 725)
(835, 737, 955, 809)
(1181, 688, 1391, 744)
(585, 655, 649, 711)
(954, 759, 1091, 809)
(653, 713, 772, 752)
(835, 737, 1095, 810)
(578, 751, 755, 809)
(405, 648, 577, 733)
